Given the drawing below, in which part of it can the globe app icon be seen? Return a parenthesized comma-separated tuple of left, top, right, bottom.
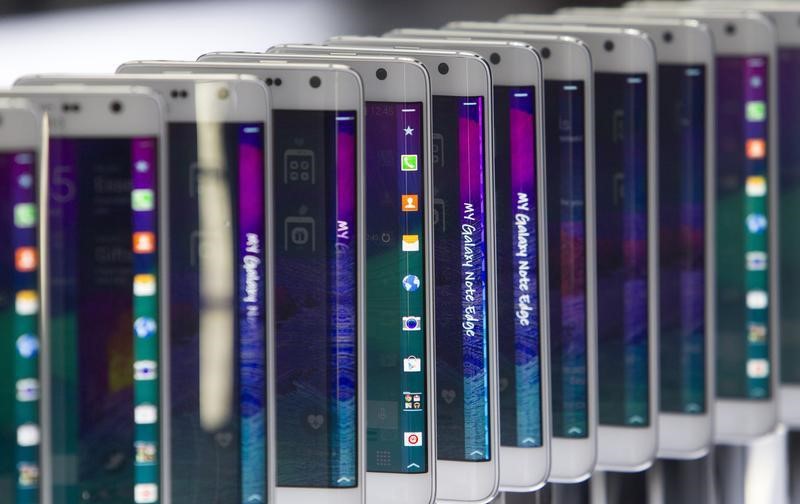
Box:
(402, 275, 421, 292)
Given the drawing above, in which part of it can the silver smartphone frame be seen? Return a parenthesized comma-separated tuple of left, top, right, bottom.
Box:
(620, 6, 782, 444)
(0, 97, 47, 504)
(1, 86, 165, 504)
(120, 60, 366, 503)
(505, 12, 718, 460)
(13, 72, 275, 504)
(386, 28, 600, 484)
(199, 50, 438, 504)
(446, 21, 660, 473)
(342, 35, 551, 493)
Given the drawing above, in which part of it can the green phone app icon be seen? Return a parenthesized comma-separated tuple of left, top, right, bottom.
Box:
(401, 154, 418, 172)
(746, 101, 766, 122)
(132, 189, 155, 211)
(14, 203, 36, 229)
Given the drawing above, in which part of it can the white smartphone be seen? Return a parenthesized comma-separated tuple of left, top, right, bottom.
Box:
(199, 50, 439, 504)
(16, 72, 275, 504)
(446, 21, 660, 473)
(622, 6, 781, 444)
(119, 60, 367, 504)
(331, 36, 551, 493)
(506, 13, 718, 460)
(386, 28, 600, 484)
(325, 40, 500, 504)
(1, 86, 165, 504)
(0, 97, 47, 504)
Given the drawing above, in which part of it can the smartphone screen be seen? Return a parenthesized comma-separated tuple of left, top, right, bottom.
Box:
(658, 65, 707, 414)
(544, 80, 589, 439)
(273, 110, 358, 488)
(779, 49, 800, 386)
(716, 56, 771, 400)
(432, 95, 491, 462)
(494, 86, 544, 448)
(168, 122, 266, 503)
(364, 102, 428, 474)
(0, 150, 40, 504)
(48, 136, 159, 503)
(594, 73, 650, 427)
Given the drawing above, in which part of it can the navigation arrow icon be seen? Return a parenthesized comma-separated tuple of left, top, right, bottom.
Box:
(407, 463, 421, 469)
(567, 427, 583, 435)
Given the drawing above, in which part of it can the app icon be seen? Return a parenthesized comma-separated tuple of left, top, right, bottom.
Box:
(134, 483, 159, 504)
(402, 274, 420, 292)
(132, 189, 155, 211)
(133, 232, 156, 254)
(403, 355, 422, 372)
(402, 316, 422, 331)
(135, 404, 158, 425)
(284, 149, 316, 185)
(401, 194, 419, 212)
(401, 154, 418, 172)
(404, 432, 423, 447)
(134, 360, 158, 381)
(746, 290, 769, 310)
(746, 139, 766, 160)
(134, 274, 157, 297)
(747, 358, 770, 379)
(16, 379, 39, 402)
(16, 334, 38, 358)
(401, 235, 419, 252)
(404, 393, 423, 411)
(135, 160, 150, 173)
(17, 173, 33, 189)
(745, 214, 768, 234)
(135, 442, 157, 465)
(748, 323, 767, 343)
(404, 126, 414, 136)
(15, 247, 37, 272)
(17, 463, 38, 487)
(17, 424, 40, 447)
(746, 251, 768, 271)
(746, 176, 767, 197)
(134, 317, 157, 339)
(745, 101, 766, 122)
(14, 203, 36, 229)
(15, 291, 38, 316)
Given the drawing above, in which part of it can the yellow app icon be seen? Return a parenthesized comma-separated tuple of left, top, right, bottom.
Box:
(15, 290, 38, 316)
(134, 274, 157, 297)
(746, 176, 767, 197)
(402, 235, 419, 252)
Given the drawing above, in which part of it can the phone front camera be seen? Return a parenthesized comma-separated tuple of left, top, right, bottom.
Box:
(110, 101, 123, 114)
(725, 23, 736, 36)
(663, 31, 673, 43)
(489, 53, 501, 65)
(310, 76, 322, 88)
(604, 40, 614, 52)
(541, 47, 551, 59)
(438, 63, 449, 75)
(376, 68, 388, 81)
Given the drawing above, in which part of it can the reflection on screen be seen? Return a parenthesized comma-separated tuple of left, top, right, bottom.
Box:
(432, 95, 491, 462)
(364, 102, 428, 474)
(779, 49, 800, 385)
(0, 150, 40, 504)
(273, 110, 358, 488)
(544, 81, 589, 439)
(48, 137, 158, 503)
(716, 56, 771, 400)
(595, 73, 650, 427)
(658, 65, 707, 414)
(494, 86, 543, 448)
(168, 122, 266, 503)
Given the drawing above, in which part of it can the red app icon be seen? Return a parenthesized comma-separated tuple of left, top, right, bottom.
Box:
(133, 232, 156, 254)
(15, 247, 37, 272)
(746, 139, 766, 160)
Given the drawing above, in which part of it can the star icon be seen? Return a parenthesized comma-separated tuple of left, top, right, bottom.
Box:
(404, 126, 414, 136)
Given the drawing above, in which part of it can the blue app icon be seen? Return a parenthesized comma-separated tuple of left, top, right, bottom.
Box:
(745, 214, 768, 234)
(402, 274, 421, 292)
(16, 334, 38, 359)
(134, 317, 157, 339)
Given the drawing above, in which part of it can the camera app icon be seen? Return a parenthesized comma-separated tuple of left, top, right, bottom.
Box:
(284, 216, 316, 252)
(402, 316, 422, 331)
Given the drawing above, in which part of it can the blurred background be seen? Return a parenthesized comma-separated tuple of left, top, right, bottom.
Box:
(0, 0, 614, 85)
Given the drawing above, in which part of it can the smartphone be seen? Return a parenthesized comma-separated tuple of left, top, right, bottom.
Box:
(0, 97, 46, 504)
(1, 86, 165, 504)
(199, 51, 437, 504)
(505, 12, 717, 460)
(322, 40, 499, 504)
(120, 60, 366, 503)
(446, 21, 659, 473)
(16, 73, 274, 504)
(387, 28, 599, 484)
(620, 5, 781, 443)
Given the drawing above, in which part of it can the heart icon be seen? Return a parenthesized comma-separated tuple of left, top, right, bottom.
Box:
(307, 414, 325, 430)
(499, 378, 509, 392)
(441, 389, 456, 404)
(215, 432, 233, 448)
